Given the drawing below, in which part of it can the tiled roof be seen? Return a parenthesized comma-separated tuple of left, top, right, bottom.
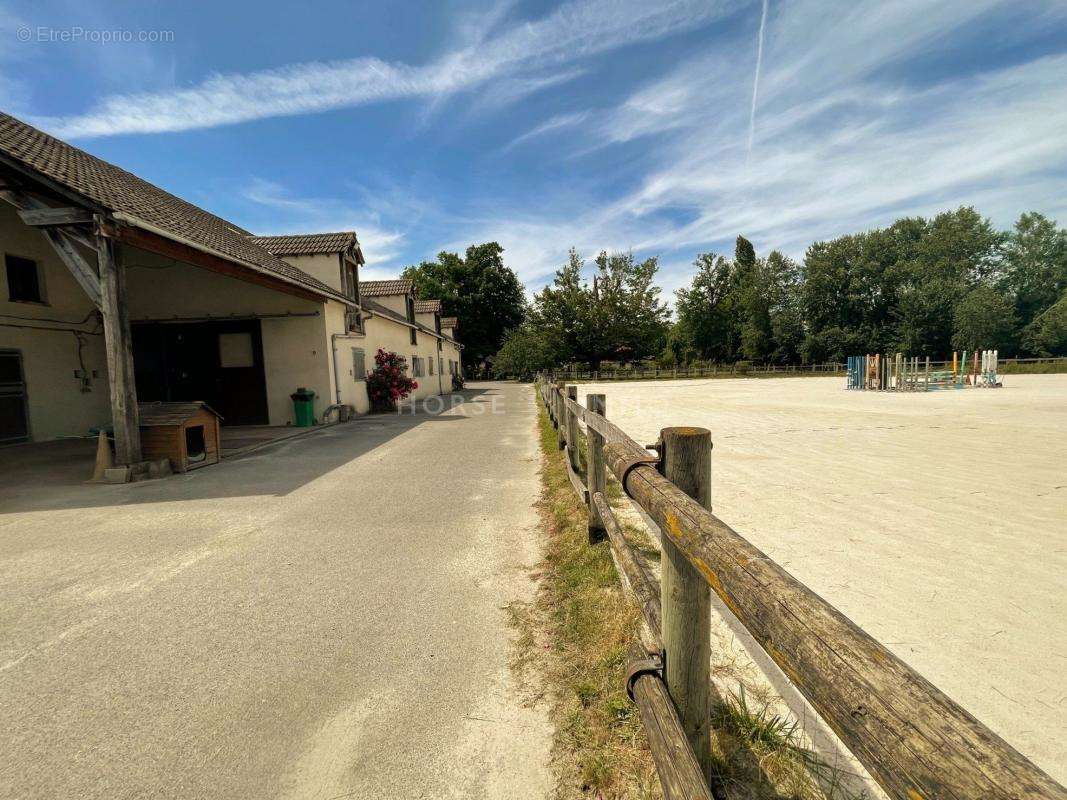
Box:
(414, 299, 441, 313)
(360, 279, 413, 297)
(440, 316, 458, 329)
(251, 232, 358, 256)
(0, 112, 345, 301)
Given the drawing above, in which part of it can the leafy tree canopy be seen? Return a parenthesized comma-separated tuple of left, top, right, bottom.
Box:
(402, 242, 526, 371)
(527, 249, 670, 370)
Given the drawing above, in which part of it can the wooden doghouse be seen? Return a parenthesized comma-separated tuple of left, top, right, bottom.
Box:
(138, 402, 222, 472)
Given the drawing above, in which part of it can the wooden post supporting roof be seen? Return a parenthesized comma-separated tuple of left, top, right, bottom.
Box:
(96, 221, 141, 464)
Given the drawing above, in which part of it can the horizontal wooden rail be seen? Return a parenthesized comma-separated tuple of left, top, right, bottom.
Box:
(540, 381, 1065, 800)
(593, 491, 662, 654)
(627, 642, 714, 800)
(564, 445, 588, 504)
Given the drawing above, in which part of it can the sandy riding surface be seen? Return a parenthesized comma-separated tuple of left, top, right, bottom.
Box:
(582, 373, 1067, 783)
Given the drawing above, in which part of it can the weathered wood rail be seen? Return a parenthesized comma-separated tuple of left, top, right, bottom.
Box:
(538, 379, 1066, 800)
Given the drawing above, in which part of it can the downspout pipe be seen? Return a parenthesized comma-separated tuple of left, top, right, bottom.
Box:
(331, 333, 343, 405)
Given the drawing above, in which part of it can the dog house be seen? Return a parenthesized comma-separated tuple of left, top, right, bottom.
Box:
(138, 402, 222, 472)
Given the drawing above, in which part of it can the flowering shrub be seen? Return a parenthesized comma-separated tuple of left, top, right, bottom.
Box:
(366, 349, 418, 412)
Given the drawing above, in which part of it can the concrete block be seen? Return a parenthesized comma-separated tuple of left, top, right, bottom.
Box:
(103, 467, 130, 484)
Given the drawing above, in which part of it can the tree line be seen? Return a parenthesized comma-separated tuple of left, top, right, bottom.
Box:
(397, 208, 1066, 379)
(493, 207, 1066, 377)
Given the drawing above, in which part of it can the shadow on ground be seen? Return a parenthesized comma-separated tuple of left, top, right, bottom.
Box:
(0, 387, 495, 514)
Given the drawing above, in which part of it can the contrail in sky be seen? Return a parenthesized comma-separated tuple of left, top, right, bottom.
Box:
(747, 0, 769, 154)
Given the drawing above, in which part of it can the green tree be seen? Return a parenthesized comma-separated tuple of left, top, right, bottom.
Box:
(735, 236, 774, 362)
(908, 206, 1004, 285)
(801, 207, 1005, 359)
(673, 252, 742, 362)
(1022, 294, 1067, 356)
(492, 323, 559, 379)
(951, 285, 1016, 353)
(403, 242, 526, 372)
(1000, 212, 1067, 336)
(531, 249, 669, 370)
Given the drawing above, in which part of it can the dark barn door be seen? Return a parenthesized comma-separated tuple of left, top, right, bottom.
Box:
(0, 350, 29, 443)
(133, 320, 269, 426)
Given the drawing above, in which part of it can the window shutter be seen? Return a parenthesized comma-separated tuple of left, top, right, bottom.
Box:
(352, 348, 366, 381)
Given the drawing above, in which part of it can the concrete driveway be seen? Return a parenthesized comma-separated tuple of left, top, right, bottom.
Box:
(0, 383, 552, 799)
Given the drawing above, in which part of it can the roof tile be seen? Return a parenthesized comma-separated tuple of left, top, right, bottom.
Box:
(414, 299, 441, 313)
(251, 232, 358, 256)
(360, 279, 413, 297)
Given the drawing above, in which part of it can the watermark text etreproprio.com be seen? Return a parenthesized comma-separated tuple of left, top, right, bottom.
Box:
(17, 26, 175, 44)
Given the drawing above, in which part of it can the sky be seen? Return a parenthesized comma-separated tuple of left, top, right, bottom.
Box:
(2, 0, 1066, 297)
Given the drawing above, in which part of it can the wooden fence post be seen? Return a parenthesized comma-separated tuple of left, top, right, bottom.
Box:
(555, 381, 566, 450)
(586, 393, 606, 542)
(566, 385, 580, 469)
(658, 426, 712, 779)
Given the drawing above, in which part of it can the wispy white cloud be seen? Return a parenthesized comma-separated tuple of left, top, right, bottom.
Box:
(504, 111, 589, 150)
(241, 178, 406, 268)
(447, 0, 1067, 292)
(35, 0, 736, 138)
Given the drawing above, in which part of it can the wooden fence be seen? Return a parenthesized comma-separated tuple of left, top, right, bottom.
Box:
(537, 379, 1065, 800)
(542, 356, 1067, 383)
(546, 362, 846, 381)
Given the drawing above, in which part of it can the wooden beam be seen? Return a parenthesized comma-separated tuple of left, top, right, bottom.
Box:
(0, 187, 102, 307)
(42, 229, 102, 308)
(106, 222, 327, 304)
(18, 206, 94, 227)
(628, 643, 714, 800)
(96, 228, 141, 465)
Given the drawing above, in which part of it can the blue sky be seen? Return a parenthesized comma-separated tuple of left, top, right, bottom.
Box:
(2, 0, 1066, 296)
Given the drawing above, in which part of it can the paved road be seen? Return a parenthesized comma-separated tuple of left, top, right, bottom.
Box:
(0, 383, 551, 799)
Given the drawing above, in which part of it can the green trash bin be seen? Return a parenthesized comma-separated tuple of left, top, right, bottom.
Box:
(290, 387, 316, 427)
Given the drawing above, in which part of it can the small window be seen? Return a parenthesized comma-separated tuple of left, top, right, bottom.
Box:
(352, 348, 366, 381)
(428, 358, 434, 375)
(219, 332, 254, 368)
(410, 327, 418, 346)
(5, 255, 43, 303)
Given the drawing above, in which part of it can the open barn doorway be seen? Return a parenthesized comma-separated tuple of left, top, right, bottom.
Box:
(132, 320, 269, 425)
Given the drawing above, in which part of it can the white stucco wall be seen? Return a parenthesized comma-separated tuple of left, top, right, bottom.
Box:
(277, 253, 345, 295)
(322, 299, 371, 415)
(363, 310, 461, 403)
(1, 205, 111, 441)
(373, 294, 409, 317)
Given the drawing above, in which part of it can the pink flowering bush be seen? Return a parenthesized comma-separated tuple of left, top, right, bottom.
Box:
(366, 349, 418, 412)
